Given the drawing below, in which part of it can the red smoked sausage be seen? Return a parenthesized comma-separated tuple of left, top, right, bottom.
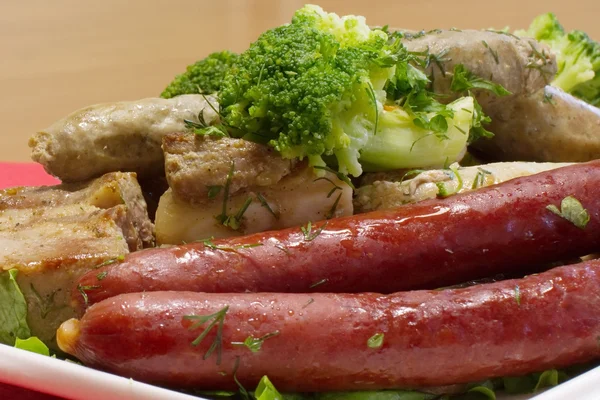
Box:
(59, 260, 600, 392)
(75, 161, 600, 307)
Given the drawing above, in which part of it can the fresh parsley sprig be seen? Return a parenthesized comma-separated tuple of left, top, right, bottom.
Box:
(450, 64, 512, 96)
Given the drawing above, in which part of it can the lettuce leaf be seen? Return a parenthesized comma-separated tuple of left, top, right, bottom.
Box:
(255, 376, 284, 400)
(317, 391, 436, 400)
(447, 381, 497, 400)
(502, 369, 565, 394)
(14, 336, 50, 356)
(0, 269, 31, 345)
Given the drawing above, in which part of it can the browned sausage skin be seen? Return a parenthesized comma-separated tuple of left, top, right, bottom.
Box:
(74, 161, 600, 307)
(59, 260, 600, 392)
(474, 86, 600, 162)
(401, 30, 556, 101)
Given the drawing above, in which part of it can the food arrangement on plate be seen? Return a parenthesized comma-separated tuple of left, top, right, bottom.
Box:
(2, 4, 600, 399)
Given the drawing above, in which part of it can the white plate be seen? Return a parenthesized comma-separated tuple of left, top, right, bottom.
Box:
(0, 344, 598, 400)
(0, 344, 200, 400)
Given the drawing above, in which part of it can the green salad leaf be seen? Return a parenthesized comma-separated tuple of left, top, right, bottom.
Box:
(255, 376, 284, 400)
(192, 364, 584, 400)
(0, 270, 54, 359)
(14, 336, 50, 356)
(503, 369, 564, 394)
(318, 391, 437, 400)
(461, 383, 496, 400)
(0, 269, 31, 345)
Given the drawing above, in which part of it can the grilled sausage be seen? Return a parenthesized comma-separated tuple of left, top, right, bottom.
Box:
(59, 260, 600, 392)
(74, 161, 600, 307)
(472, 86, 600, 162)
(29, 95, 217, 182)
(402, 29, 556, 105)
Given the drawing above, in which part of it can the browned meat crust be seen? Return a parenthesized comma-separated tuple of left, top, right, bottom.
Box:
(1, 172, 154, 249)
(163, 132, 295, 204)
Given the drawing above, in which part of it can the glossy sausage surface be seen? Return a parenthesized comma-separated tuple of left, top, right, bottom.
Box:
(75, 161, 600, 306)
(60, 260, 600, 391)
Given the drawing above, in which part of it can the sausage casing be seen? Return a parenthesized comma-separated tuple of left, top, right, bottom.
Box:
(473, 86, 600, 162)
(75, 161, 600, 307)
(60, 260, 600, 391)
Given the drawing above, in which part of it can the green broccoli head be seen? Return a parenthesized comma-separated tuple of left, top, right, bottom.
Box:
(517, 13, 600, 105)
(220, 5, 391, 176)
(219, 5, 488, 176)
(161, 50, 239, 99)
(515, 12, 563, 42)
(570, 35, 600, 106)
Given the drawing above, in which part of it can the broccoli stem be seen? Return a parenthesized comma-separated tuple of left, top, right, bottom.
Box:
(359, 97, 474, 171)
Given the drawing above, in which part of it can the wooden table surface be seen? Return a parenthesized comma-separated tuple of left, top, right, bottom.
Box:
(0, 1, 598, 399)
(1, 0, 598, 163)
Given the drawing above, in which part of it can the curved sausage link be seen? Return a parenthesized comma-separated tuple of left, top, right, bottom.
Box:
(75, 161, 600, 307)
(402, 30, 556, 101)
(59, 260, 600, 392)
(473, 86, 600, 162)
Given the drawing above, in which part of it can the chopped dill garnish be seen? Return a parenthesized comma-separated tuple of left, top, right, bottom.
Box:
(231, 331, 280, 353)
(313, 166, 355, 189)
(365, 82, 379, 135)
(471, 167, 493, 189)
(482, 40, 499, 64)
(326, 192, 343, 219)
(200, 237, 262, 252)
(183, 305, 229, 365)
(256, 193, 279, 220)
(300, 221, 328, 241)
(77, 284, 101, 307)
(92, 255, 125, 270)
(309, 278, 329, 289)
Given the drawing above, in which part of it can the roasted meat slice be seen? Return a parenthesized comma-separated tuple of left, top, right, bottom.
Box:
(0, 173, 153, 348)
(163, 132, 296, 203)
(157, 133, 352, 244)
(1, 205, 131, 348)
(156, 167, 353, 245)
(1, 172, 154, 249)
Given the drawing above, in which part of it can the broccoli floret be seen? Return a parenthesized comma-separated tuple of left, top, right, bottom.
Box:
(571, 35, 600, 106)
(161, 51, 238, 98)
(516, 13, 600, 105)
(219, 5, 479, 176)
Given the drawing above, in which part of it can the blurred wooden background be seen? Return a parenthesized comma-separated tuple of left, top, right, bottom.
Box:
(1, 0, 598, 162)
